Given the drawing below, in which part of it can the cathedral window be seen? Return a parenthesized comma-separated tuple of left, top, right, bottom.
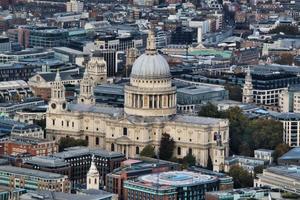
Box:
(85, 136, 89, 141)
(111, 143, 115, 151)
(89, 178, 91, 184)
(72, 122, 74, 128)
(136, 137, 139, 140)
(66, 121, 69, 127)
(61, 121, 64, 127)
(123, 128, 128, 136)
(94, 179, 97, 184)
(177, 147, 181, 155)
(188, 148, 192, 155)
(52, 119, 55, 126)
(136, 146, 139, 154)
(96, 137, 99, 145)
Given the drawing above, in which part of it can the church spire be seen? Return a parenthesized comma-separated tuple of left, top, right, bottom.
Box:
(242, 67, 253, 104)
(146, 29, 156, 55)
(78, 67, 95, 105)
(55, 69, 61, 82)
(87, 155, 100, 190)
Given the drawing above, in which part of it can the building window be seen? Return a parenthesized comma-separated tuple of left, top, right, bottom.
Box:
(136, 146, 139, 154)
(111, 143, 115, 151)
(72, 122, 74, 128)
(94, 179, 97, 184)
(67, 121, 69, 127)
(123, 127, 127, 136)
(89, 178, 91, 184)
(52, 119, 55, 126)
(189, 148, 192, 155)
(96, 137, 99, 145)
(61, 121, 64, 127)
(85, 136, 88, 141)
(177, 147, 181, 155)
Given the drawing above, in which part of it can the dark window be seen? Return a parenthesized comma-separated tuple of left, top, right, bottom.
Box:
(136, 146, 140, 154)
(123, 127, 127, 136)
(85, 136, 88, 141)
(52, 119, 55, 126)
(111, 143, 115, 151)
(96, 137, 99, 145)
(177, 147, 181, 155)
(189, 148, 192, 154)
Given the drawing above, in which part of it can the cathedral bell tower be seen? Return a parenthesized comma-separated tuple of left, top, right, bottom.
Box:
(78, 68, 95, 105)
(49, 70, 67, 112)
(87, 155, 100, 190)
(86, 56, 107, 85)
(213, 126, 225, 172)
(242, 67, 253, 104)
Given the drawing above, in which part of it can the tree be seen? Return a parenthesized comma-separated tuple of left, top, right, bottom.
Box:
(159, 133, 175, 161)
(228, 165, 253, 188)
(269, 25, 299, 35)
(274, 53, 294, 65)
(254, 165, 266, 177)
(273, 143, 290, 163)
(198, 102, 222, 118)
(140, 145, 156, 158)
(59, 137, 88, 152)
(207, 155, 213, 170)
(182, 152, 196, 167)
(224, 84, 242, 101)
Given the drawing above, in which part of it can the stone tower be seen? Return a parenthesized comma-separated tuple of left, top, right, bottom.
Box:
(86, 56, 107, 85)
(212, 127, 225, 172)
(87, 155, 100, 190)
(78, 68, 95, 105)
(48, 70, 67, 113)
(242, 67, 253, 104)
(125, 48, 139, 77)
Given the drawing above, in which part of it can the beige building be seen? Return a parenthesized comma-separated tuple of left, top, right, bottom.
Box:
(46, 32, 229, 172)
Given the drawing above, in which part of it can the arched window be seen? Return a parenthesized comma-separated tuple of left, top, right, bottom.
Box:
(177, 147, 181, 155)
(94, 179, 97, 184)
(89, 178, 91, 184)
(188, 148, 192, 155)
(136, 146, 140, 154)
(111, 143, 115, 151)
(96, 137, 99, 145)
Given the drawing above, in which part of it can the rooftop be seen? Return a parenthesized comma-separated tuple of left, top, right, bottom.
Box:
(265, 166, 300, 181)
(24, 156, 68, 168)
(279, 148, 300, 160)
(138, 171, 218, 186)
(54, 146, 124, 159)
(0, 165, 66, 179)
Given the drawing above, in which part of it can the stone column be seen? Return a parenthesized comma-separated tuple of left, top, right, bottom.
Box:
(137, 94, 140, 108)
(152, 95, 155, 108)
(126, 145, 129, 158)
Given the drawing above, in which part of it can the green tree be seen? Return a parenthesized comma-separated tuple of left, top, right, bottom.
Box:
(269, 25, 299, 35)
(140, 145, 156, 158)
(59, 137, 88, 152)
(159, 133, 175, 161)
(254, 165, 266, 177)
(229, 165, 253, 188)
(207, 155, 213, 170)
(224, 84, 242, 101)
(273, 143, 290, 163)
(182, 152, 196, 167)
(275, 53, 294, 65)
(198, 102, 222, 118)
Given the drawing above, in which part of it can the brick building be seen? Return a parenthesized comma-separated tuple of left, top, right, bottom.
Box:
(0, 136, 58, 157)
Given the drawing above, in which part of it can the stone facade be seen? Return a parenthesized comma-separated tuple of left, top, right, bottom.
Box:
(46, 32, 229, 171)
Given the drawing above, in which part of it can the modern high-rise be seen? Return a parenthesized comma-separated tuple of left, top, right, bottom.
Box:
(66, 0, 84, 13)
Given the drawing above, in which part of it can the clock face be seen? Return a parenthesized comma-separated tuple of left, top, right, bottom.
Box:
(62, 103, 66, 109)
(51, 103, 56, 109)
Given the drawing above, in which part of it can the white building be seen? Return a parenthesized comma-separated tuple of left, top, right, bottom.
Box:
(66, 0, 84, 13)
(46, 32, 230, 171)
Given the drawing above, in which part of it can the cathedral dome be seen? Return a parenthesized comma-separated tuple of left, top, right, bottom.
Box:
(130, 30, 171, 79)
(131, 53, 171, 79)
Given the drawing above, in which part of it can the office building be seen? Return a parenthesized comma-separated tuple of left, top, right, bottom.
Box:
(53, 146, 124, 187)
(106, 158, 180, 199)
(0, 136, 58, 156)
(270, 112, 300, 147)
(279, 84, 300, 113)
(66, 0, 84, 13)
(0, 185, 26, 200)
(255, 166, 300, 195)
(278, 148, 300, 166)
(124, 171, 220, 200)
(0, 165, 70, 192)
(0, 37, 11, 52)
(29, 29, 68, 48)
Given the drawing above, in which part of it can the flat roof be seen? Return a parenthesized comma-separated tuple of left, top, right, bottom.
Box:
(177, 85, 225, 95)
(139, 171, 218, 186)
(0, 165, 66, 179)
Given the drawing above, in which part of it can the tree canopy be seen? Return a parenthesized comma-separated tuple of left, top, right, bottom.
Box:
(198, 103, 284, 156)
(229, 165, 253, 188)
(182, 152, 196, 167)
(274, 53, 294, 65)
(269, 25, 299, 35)
(58, 137, 88, 152)
(159, 133, 175, 161)
(140, 145, 156, 158)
